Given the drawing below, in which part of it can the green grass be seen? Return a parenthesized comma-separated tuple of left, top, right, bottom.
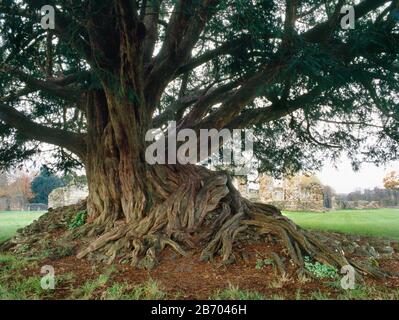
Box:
(102, 279, 166, 300)
(0, 209, 399, 243)
(1, 252, 398, 300)
(210, 283, 265, 300)
(284, 208, 399, 240)
(1, 209, 398, 246)
(0, 254, 43, 300)
(0, 211, 45, 244)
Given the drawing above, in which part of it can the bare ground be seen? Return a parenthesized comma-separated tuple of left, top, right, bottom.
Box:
(1, 203, 399, 300)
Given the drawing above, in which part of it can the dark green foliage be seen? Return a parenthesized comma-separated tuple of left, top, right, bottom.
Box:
(255, 258, 275, 270)
(30, 167, 65, 204)
(0, 0, 398, 176)
(62, 174, 87, 187)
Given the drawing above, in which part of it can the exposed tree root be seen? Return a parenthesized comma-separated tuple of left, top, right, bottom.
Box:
(0, 167, 388, 280)
(73, 168, 389, 279)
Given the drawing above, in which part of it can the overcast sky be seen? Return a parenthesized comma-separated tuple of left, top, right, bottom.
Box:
(317, 157, 399, 194)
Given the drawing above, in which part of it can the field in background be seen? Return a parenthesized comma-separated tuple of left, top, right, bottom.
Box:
(1, 209, 398, 245)
(284, 208, 399, 240)
(0, 211, 45, 243)
(0, 209, 398, 300)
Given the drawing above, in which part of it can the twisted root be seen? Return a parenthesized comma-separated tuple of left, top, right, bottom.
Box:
(76, 171, 387, 279)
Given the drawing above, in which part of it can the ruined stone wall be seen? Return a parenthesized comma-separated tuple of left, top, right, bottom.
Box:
(258, 175, 276, 201)
(0, 196, 28, 211)
(333, 200, 381, 210)
(235, 174, 326, 211)
(48, 185, 88, 209)
(0, 197, 10, 211)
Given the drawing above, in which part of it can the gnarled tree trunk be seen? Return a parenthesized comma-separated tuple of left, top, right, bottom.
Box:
(0, 0, 394, 282)
(69, 88, 386, 279)
(69, 5, 385, 276)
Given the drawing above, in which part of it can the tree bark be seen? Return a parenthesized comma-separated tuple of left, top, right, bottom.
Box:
(84, 89, 150, 229)
(71, 88, 386, 278)
(80, 89, 241, 267)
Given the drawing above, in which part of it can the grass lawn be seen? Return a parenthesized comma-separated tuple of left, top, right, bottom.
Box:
(284, 208, 399, 240)
(0, 209, 399, 300)
(0, 211, 45, 244)
(0, 209, 398, 245)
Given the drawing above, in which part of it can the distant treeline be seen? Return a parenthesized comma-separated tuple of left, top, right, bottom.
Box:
(336, 188, 399, 207)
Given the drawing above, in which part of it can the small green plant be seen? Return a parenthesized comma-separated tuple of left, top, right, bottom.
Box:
(295, 289, 303, 300)
(0, 255, 15, 264)
(103, 283, 128, 300)
(0, 254, 36, 272)
(68, 210, 88, 229)
(103, 279, 166, 300)
(57, 272, 75, 286)
(255, 258, 274, 270)
(304, 256, 338, 279)
(128, 279, 166, 300)
(268, 273, 291, 289)
(15, 243, 30, 254)
(72, 267, 114, 299)
(211, 283, 265, 300)
(310, 290, 332, 300)
(0, 276, 47, 300)
(74, 274, 110, 300)
(0, 256, 46, 300)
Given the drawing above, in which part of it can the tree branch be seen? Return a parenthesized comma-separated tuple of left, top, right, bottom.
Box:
(175, 36, 252, 76)
(145, 0, 219, 112)
(192, 0, 395, 132)
(304, 117, 342, 149)
(0, 87, 36, 104)
(143, 0, 163, 64)
(224, 86, 323, 130)
(283, 0, 298, 43)
(6, 0, 93, 61)
(0, 103, 86, 159)
(0, 66, 83, 102)
(303, 0, 389, 43)
(178, 78, 245, 128)
(193, 58, 286, 131)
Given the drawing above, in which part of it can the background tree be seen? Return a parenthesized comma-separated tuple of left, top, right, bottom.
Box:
(30, 167, 65, 204)
(337, 187, 399, 207)
(323, 185, 335, 209)
(7, 172, 34, 209)
(0, 1, 398, 275)
(62, 174, 87, 187)
(0, 171, 33, 210)
(0, 171, 10, 210)
(384, 171, 399, 190)
(0, 171, 8, 196)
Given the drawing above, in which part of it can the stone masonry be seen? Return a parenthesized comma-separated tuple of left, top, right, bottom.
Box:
(48, 185, 89, 209)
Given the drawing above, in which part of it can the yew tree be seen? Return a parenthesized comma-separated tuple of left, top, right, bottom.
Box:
(0, 0, 398, 273)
